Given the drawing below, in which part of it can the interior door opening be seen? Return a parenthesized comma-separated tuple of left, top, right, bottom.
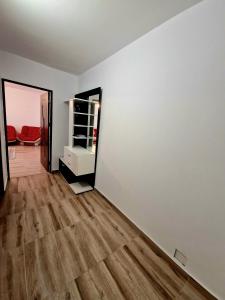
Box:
(1, 79, 53, 179)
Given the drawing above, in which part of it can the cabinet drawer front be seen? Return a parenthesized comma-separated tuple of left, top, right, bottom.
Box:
(64, 147, 95, 176)
(64, 148, 72, 167)
(70, 155, 79, 175)
(64, 148, 79, 175)
(64, 148, 72, 160)
(76, 155, 95, 176)
(63, 155, 71, 167)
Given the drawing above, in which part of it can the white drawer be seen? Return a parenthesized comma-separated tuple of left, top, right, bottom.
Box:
(70, 154, 79, 175)
(64, 146, 95, 176)
(63, 150, 71, 167)
(64, 147, 72, 161)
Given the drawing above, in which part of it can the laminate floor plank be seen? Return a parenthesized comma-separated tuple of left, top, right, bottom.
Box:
(43, 280, 82, 300)
(87, 210, 138, 252)
(24, 205, 61, 243)
(0, 190, 46, 217)
(0, 212, 25, 249)
(76, 261, 125, 300)
(24, 200, 79, 244)
(0, 185, 74, 218)
(15, 173, 55, 193)
(55, 226, 89, 281)
(125, 236, 187, 299)
(176, 280, 212, 300)
(6, 177, 20, 194)
(66, 196, 94, 220)
(0, 193, 16, 217)
(24, 233, 68, 299)
(105, 247, 166, 300)
(9, 145, 46, 178)
(55, 220, 111, 282)
(78, 192, 111, 216)
(51, 173, 75, 198)
(0, 246, 27, 300)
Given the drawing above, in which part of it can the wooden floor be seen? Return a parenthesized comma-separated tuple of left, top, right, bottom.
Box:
(0, 173, 215, 300)
(8, 145, 46, 178)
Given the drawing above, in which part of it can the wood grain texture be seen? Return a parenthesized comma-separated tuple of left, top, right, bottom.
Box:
(76, 261, 125, 300)
(0, 246, 27, 300)
(8, 145, 47, 178)
(0, 212, 25, 249)
(25, 233, 68, 299)
(43, 280, 82, 300)
(0, 172, 217, 300)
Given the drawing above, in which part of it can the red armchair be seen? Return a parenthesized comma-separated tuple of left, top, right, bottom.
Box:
(17, 126, 41, 145)
(7, 125, 17, 143)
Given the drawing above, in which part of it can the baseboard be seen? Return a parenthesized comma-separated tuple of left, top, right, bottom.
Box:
(95, 188, 219, 300)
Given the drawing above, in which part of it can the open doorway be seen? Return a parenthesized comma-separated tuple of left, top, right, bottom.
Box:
(1, 79, 52, 179)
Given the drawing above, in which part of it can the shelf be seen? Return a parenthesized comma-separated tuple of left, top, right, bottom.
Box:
(65, 146, 95, 156)
(66, 97, 98, 104)
(73, 136, 94, 139)
(75, 97, 99, 104)
(74, 124, 94, 128)
(69, 182, 93, 194)
(74, 112, 96, 116)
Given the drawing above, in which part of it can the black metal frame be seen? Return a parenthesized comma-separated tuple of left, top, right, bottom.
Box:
(1, 78, 53, 180)
(75, 87, 102, 186)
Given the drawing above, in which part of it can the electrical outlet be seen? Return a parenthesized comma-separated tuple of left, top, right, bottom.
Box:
(174, 249, 187, 266)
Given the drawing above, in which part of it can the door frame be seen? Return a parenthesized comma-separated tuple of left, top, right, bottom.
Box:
(0, 128, 4, 196)
(1, 78, 53, 180)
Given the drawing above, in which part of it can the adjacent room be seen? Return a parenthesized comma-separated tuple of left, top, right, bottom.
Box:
(4, 82, 47, 177)
(0, 0, 224, 299)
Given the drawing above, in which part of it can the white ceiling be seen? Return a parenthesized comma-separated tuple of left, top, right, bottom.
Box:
(0, 0, 202, 75)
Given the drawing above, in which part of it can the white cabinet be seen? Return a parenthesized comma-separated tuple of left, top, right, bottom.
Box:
(63, 146, 95, 176)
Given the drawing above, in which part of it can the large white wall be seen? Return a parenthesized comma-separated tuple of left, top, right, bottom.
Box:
(79, 0, 225, 298)
(5, 86, 42, 132)
(0, 50, 78, 184)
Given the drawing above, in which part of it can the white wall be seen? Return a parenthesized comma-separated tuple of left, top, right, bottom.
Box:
(0, 50, 78, 181)
(79, 0, 225, 298)
(5, 86, 42, 132)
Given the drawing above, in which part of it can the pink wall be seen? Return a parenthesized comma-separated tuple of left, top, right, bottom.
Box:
(5, 84, 44, 132)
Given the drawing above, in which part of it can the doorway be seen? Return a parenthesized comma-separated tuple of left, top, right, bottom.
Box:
(1, 79, 53, 179)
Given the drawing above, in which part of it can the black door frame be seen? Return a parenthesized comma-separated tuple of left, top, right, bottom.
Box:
(1, 78, 53, 180)
(0, 129, 4, 197)
(75, 87, 102, 186)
